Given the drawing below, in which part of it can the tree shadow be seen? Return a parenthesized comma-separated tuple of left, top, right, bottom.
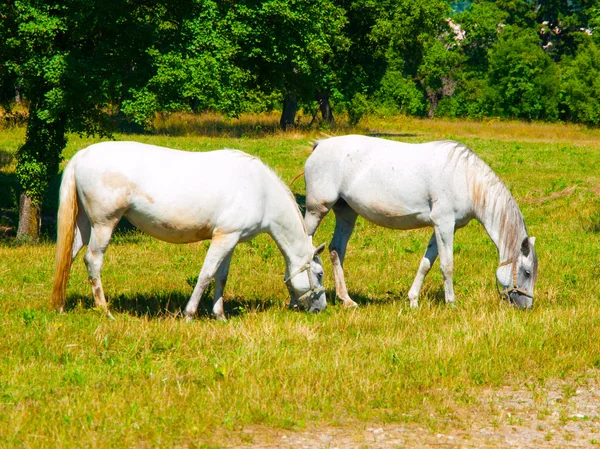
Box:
(65, 286, 280, 319)
(0, 149, 19, 239)
(116, 113, 283, 138)
(367, 132, 420, 138)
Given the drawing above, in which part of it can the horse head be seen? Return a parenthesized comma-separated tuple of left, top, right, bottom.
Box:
(496, 237, 538, 309)
(286, 242, 327, 312)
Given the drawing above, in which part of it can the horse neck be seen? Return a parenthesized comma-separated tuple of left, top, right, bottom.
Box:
(473, 181, 528, 263)
(266, 186, 311, 272)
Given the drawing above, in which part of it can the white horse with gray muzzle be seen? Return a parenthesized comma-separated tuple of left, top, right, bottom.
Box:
(51, 141, 327, 320)
(304, 135, 537, 309)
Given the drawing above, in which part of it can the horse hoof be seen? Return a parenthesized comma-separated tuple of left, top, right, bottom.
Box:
(184, 314, 194, 323)
(342, 299, 358, 309)
(106, 311, 115, 320)
(409, 299, 419, 309)
(214, 314, 227, 322)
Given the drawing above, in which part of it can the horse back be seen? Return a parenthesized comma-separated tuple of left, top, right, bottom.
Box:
(73, 142, 270, 243)
(306, 135, 475, 229)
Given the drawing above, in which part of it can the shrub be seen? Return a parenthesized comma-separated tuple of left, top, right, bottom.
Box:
(486, 30, 560, 121)
(559, 40, 600, 126)
(376, 70, 426, 116)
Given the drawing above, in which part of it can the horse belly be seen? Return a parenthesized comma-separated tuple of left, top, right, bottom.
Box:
(350, 199, 432, 230)
(124, 207, 215, 244)
(344, 181, 433, 230)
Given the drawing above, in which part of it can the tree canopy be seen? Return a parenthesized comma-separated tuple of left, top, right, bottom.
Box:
(1, 0, 600, 238)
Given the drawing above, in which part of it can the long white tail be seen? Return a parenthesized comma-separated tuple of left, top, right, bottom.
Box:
(51, 159, 78, 312)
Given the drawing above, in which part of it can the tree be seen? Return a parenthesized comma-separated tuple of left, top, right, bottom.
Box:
(232, 0, 346, 129)
(373, 0, 456, 117)
(0, 0, 155, 239)
(121, 1, 248, 127)
(329, 0, 388, 119)
(560, 39, 600, 125)
(487, 29, 560, 120)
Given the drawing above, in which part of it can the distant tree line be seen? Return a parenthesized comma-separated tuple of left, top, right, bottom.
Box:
(0, 0, 599, 238)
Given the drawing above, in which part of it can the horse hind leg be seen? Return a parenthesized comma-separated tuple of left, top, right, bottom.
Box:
(72, 205, 91, 260)
(84, 221, 118, 319)
(330, 200, 358, 308)
(184, 232, 239, 321)
(408, 232, 438, 308)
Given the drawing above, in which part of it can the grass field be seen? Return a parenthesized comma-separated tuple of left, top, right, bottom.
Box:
(1, 114, 600, 448)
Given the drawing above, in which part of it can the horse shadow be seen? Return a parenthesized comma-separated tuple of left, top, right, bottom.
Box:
(65, 286, 280, 319)
(338, 287, 446, 307)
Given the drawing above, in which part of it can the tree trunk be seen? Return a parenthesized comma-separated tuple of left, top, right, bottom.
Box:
(16, 192, 41, 240)
(316, 91, 334, 124)
(280, 92, 297, 130)
(427, 89, 441, 119)
(15, 103, 67, 241)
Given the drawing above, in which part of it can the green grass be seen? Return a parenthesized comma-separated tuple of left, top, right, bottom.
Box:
(1, 115, 600, 447)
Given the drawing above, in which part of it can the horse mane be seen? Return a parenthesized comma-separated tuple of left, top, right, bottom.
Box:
(220, 149, 306, 233)
(235, 151, 307, 236)
(443, 141, 528, 259)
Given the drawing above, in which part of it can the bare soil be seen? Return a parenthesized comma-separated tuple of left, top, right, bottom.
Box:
(228, 378, 600, 448)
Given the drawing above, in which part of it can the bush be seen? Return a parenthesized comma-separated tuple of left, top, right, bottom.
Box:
(486, 30, 560, 121)
(559, 40, 600, 126)
(376, 70, 426, 116)
(347, 93, 371, 125)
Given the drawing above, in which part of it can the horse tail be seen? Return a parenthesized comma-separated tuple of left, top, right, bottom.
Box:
(51, 158, 78, 312)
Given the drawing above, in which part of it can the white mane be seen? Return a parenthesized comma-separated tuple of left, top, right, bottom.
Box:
(445, 141, 527, 258)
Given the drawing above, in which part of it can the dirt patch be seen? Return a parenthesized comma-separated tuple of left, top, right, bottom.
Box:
(225, 378, 600, 448)
(524, 186, 577, 204)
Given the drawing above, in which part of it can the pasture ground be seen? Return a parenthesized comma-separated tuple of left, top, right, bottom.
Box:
(1, 114, 600, 448)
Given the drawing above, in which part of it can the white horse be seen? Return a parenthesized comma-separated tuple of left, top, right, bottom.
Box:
(51, 141, 327, 320)
(303, 135, 538, 309)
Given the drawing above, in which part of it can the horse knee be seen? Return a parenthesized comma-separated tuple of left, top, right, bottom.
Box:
(439, 262, 454, 279)
(84, 249, 104, 279)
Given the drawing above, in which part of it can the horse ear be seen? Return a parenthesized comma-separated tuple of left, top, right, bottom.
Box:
(521, 237, 530, 256)
(314, 242, 326, 256)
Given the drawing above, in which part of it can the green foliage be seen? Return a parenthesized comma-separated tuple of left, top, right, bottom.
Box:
(122, 1, 249, 126)
(486, 30, 560, 120)
(559, 39, 600, 125)
(2, 0, 600, 240)
(15, 110, 66, 205)
(347, 92, 371, 125)
(234, 0, 346, 104)
(455, 2, 509, 74)
(373, 0, 451, 77)
(376, 70, 426, 116)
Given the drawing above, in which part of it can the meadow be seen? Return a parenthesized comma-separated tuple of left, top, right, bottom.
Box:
(1, 114, 600, 448)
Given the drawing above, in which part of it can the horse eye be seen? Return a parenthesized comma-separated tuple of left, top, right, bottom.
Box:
(524, 270, 531, 278)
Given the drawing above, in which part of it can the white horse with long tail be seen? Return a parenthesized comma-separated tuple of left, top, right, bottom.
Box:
(51, 141, 327, 320)
(303, 135, 538, 309)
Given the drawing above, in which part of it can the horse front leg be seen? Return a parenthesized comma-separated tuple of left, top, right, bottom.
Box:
(212, 251, 234, 321)
(408, 232, 438, 308)
(433, 221, 456, 305)
(184, 232, 239, 321)
(330, 201, 358, 308)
